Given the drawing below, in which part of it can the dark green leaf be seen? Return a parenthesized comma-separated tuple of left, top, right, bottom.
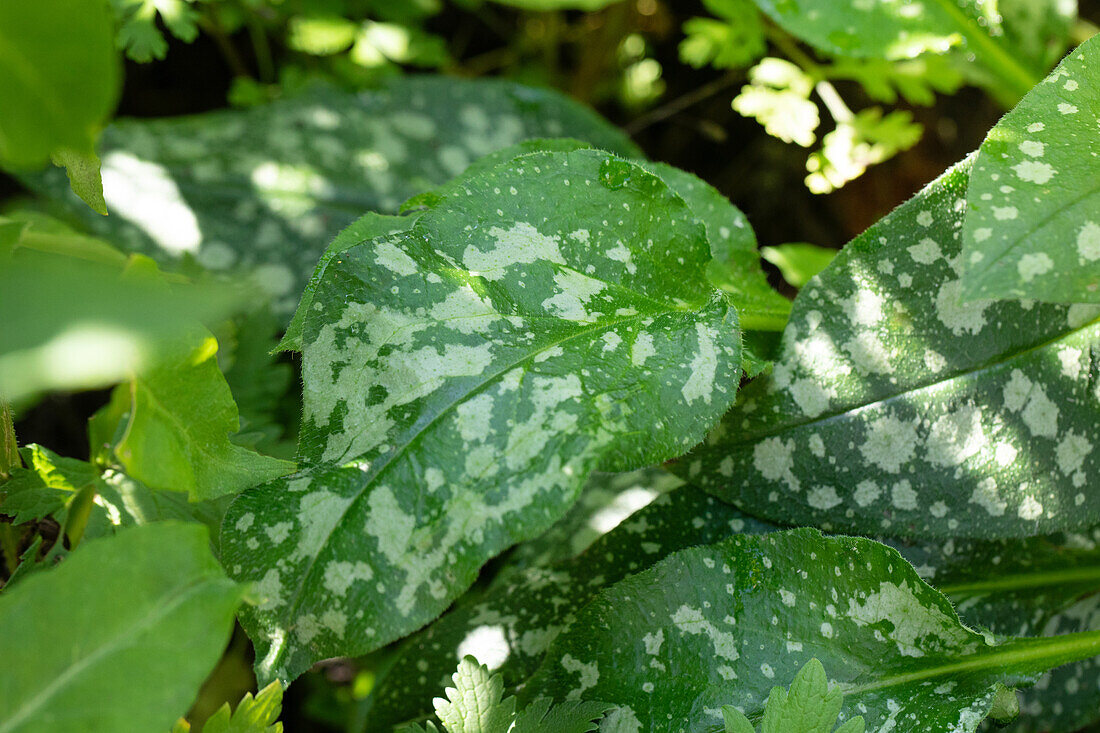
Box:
(23, 79, 639, 318)
(526, 529, 1100, 732)
(961, 36, 1100, 303)
(363, 479, 773, 730)
(677, 158, 1100, 538)
(223, 150, 744, 684)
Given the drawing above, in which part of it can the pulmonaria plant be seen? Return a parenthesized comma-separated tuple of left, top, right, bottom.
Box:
(1, 16, 1099, 733)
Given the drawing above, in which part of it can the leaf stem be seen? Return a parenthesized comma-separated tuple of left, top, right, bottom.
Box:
(1, 400, 16, 480)
(939, 565, 1100, 596)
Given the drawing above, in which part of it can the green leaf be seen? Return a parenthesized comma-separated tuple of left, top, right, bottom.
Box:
(511, 698, 609, 733)
(503, 467, 684, 570)
(723, 706, 756, 733)
(824, 56, 964, 107)
(0, 522, 243, 733)
(224, 148, 743, 677)
(51, 148, 108, 216)
(676, 157, 1100, 539)
(749, 0, 1042, 99)
(363, 480, 773, 730)
(637, 161, 790, 331)
(435, 657, 516, 733)
(759, 659, 864, 733)
(111, 0, 201, 62)
(223, 149, 745, 684)
(401, 657, 608, 733)
(108, 331, 294, 500)
(22, 79, 640, 318)
(761, 243, 836, 288)
(0, 0, 119, 170)
(889, 528, 1100, 733)
(488, 0, 622, 9)
(680, 1, 766, 71)
(961, 36, 1100, 303)
(278, 212, 419, 352)
(202, 682, 284, 733)
(733, 58, 820, 147)
(221, 306, 297, 457)
(804, 108, 922, 194)
(526, 528, 1100, 732)
(1, 444, 99, 525)
(0, 248, 242, 401)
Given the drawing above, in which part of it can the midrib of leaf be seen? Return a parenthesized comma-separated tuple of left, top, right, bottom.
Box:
(0, 574, 225, 733)
(720, 313, 1100, 449)
(122, 371, 251, 485)
(928, 0, 1038, 98)
(969, 179, 1100, 285)
(937, 564, 1100, 596)
(275, 305, 710, 653)
(840, 628, 1100, 696)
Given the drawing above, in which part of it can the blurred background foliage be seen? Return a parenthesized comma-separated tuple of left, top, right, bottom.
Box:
(2, 0, 1098, 730)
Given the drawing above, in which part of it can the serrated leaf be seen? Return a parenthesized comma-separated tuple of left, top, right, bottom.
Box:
(825, 56, 964, 107)
(364, 480, 773, 730)
(22, 79, 639, 318)
(111, 0, 201, 62)
(434, 657, 516, 733)
(1, 444, 99, 525)
(749, 0, 1041, 99)
(804, 108, 922, 194)
(108, 332, 293, 501)
(759, 659, 858, 733)
(526, 528, 1100, 732)
(223, 150, 744, 683)
(677, 157, 1100, 539)
(0, 523, 243, 733)
(733, 59, 820, 147)
(511, 698, 609, 733)
(961, 35, 1100, 303)
(202, 681, 284, 733)
(680, 2, 765, 71)
(0, 0, 119, 171)
(221, 306, 297, 457)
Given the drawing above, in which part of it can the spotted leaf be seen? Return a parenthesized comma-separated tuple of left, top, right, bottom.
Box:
(363, 477, 773, 730)
(891, 527, 1100, 733)
(962, 35, 1100, 303)
(220, 150, 743, 683)
(676, 158, 1100, 538)
(526, 529, 1100, 732)
(21, 78, 639, 317)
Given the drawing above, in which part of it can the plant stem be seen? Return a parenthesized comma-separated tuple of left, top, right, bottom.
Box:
(198, 8, 252, 80)
(624, 72, 741, 135)
(1, 400, 16, 480)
